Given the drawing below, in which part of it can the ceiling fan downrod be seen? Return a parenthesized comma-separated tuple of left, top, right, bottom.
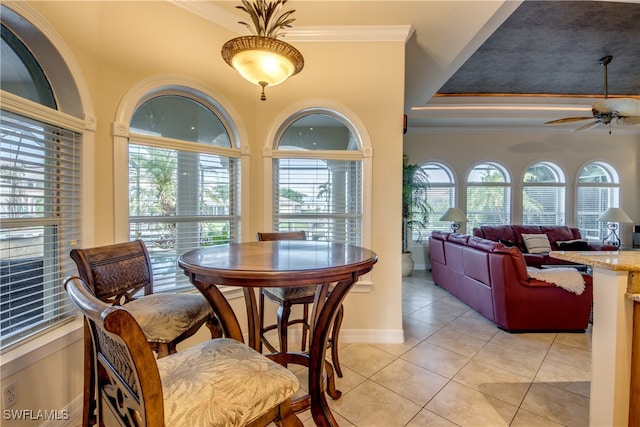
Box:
(600, 55, 612, 99)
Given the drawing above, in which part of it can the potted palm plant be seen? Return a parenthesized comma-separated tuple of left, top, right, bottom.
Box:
(402, 155, 431, 276)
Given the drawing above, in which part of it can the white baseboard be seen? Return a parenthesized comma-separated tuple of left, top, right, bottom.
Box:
(39, 394, 82, 427)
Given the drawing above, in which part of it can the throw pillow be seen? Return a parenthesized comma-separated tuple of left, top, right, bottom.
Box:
(521, 233, 551, 254)
(557, 239, 590, 251)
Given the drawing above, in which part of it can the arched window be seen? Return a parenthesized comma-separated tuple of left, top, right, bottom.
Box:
(1, 6, 85, 349)
(466, 162, 511, 230)
(576, 161, 620, 241)
(522, 161, 566, 225)
(419, 162, 456, 235)
(271, 111, 364, 245)
(128, 93, 240, 292)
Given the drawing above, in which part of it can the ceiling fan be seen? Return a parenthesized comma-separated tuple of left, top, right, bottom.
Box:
(544, 56, 640, 132)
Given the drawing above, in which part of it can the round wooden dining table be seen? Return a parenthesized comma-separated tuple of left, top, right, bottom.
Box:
(178, 240, 378, 427)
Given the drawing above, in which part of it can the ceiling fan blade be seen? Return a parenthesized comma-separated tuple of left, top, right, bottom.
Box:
(573, 120, 603, 132)
(544, 117, 593, 125)
(616, 116, 640, 126)
(593, 98, 640, 116)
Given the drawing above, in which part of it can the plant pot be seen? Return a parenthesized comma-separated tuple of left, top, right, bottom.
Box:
(402, 252, 414, 277)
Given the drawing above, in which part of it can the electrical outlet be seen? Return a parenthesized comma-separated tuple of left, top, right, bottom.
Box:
(3, 380, 17, 408)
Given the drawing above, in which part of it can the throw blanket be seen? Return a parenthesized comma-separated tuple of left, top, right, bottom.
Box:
(526, 267, 585, 295)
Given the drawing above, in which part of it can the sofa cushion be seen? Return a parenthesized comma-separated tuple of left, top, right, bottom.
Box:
(448, 233, 470, 245)
(463, 246, 491, 286)
(541, 226, 577, 249)
(467, 236, 502, 252)
(430, 230, 450, 241)
(479, 225, 516, 243)
(522, 233, 552, 254)
(512, 225, 542, 251)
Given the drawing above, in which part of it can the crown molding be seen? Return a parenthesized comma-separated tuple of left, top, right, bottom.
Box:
(169, 1, 414, 43)
(285, 25, 414, 43)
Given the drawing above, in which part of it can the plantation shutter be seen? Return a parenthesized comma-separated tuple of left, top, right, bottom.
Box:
(0, 110, 81, 349)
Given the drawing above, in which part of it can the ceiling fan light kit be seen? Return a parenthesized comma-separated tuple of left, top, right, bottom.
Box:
(544, 56, 640, 132)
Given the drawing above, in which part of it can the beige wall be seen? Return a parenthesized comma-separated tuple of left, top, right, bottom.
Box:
(1, 2, 405, 422)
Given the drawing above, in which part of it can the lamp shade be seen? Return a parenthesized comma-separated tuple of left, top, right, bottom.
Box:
(597, 207, 633, 223)
(440, 207, 468, 223)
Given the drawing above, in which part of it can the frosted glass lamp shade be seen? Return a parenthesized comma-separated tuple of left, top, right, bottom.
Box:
(221, 36, 304, 100)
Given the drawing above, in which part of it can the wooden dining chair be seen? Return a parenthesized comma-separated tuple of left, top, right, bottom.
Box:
(70, 240, 219, 425)
(257, 231, 344, 377)
(64, 276, 302, 427)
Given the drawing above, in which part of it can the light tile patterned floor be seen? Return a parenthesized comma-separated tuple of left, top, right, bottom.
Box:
(294, 270, 592, 427)
(67, 270, 592, 426)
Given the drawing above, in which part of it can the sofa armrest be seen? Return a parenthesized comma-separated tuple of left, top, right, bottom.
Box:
(523, 253, 545, 268)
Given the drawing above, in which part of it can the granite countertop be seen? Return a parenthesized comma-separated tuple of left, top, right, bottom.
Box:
(549, 250, 640, 272)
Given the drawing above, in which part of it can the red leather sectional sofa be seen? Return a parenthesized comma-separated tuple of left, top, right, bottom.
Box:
(473, 225, 616, 267)
(429, 231, 593, 332)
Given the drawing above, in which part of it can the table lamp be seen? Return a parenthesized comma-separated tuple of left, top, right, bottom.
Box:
(440, 207, 467, 232)
(597, 207, 633, 248)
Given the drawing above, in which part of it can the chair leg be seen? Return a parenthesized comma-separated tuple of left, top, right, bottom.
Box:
(300, 303, 309, 352)
(156, 343, 172, 359)
(82, 322, 97, 426)
(275, 400, 303, 427)
(259, 291, 266, 353)
(330, 304, 344, 378)
(324, 360, 342, 400)
(277, 302, 292, 355)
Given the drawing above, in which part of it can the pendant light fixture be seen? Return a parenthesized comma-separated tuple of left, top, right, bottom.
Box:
(221, 0, 304, 100)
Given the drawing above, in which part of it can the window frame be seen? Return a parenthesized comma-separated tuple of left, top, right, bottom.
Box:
(123, 90, 244, 293)
(1, 2, 94, 352)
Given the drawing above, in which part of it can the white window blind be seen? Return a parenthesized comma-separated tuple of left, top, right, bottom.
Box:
(1, 110, 81, 349)
(273, 158, 362, 245)
(576, 162, 620, 241)
(420, 162, 455, 235)
(522, 162, 566, 225)
(128, 94, 240, 292)
(576, 162, 620, 240)
(466, 162, 511, 230)
(129, 144, 240, 292)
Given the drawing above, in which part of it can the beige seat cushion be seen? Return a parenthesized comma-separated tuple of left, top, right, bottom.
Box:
(157, 338, 299, 427)
(124, 293, 212, 343)
(263, 285, 317, 302)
